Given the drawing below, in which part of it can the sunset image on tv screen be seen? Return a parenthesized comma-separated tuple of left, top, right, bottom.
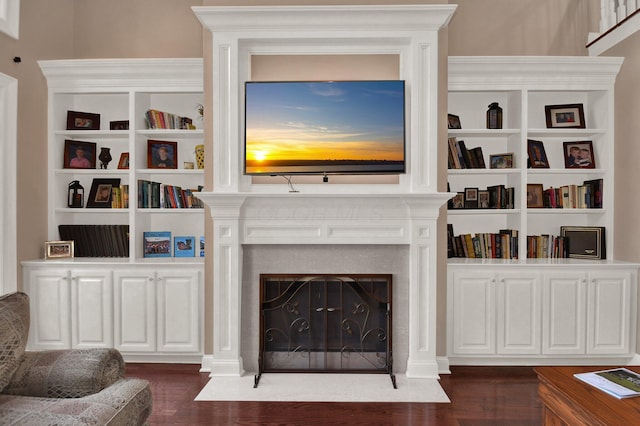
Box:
(244, 80, 405, 175)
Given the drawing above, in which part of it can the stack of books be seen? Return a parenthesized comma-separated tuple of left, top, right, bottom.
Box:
(145, 109, 195, 130)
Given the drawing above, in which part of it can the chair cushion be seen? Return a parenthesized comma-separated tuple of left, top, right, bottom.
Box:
(0, 292, 29, 392)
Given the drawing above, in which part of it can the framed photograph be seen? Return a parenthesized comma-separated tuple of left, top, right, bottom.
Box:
(174, 236, 196, 257)
(545, 104, 585, 129)
(527, 183, 544, 208)
(143, 231, 172, 258)
(86, 178, 121, 208)
(450, 192, 464, 209)
(489, 152, 514, 169)
(64, 139, 96, 169)
(563, 141, 595, 169)
(464, 187, 479, 209)
(560, 226, 606, 260)
(478, 190, 490, 209)
(109, 120, 129, 130)
(118, 152, 130, 169)
(45, 240, 74, 260)
(200, 236, 205, 257)
(66, 110, 100, 130)
(148, 140, 177, 169)
(527, 139, 550, 168)
(448, 113, 461, 129)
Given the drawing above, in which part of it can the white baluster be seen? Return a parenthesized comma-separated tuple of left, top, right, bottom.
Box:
(617, 0, 627, 22)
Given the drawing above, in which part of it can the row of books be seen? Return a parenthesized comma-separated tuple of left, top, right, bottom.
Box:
(111, 184, 129, 208)
(447, 226, 519, 259)
(137, 180, 204, 209)
(58, 224, 129, 258)
(144, 109, 195, 130)
(448, 137, 486, 169)
(541, 179, 603, 209)
(449, 184, 515, 209)
(526, 234, 569, 258)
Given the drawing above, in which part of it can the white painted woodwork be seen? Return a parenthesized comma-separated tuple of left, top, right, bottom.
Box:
(497, 271, 541, 355)
(589, 0, 640, 56)
(71, 269, 112, 349)
(194, 5, 456, 379)
(114, 269, 157, 353)
(0, 0, 19, 39)
(25, 268, 71, 350)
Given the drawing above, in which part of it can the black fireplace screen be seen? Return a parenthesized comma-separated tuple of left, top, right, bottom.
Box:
(258, 274, 392, 377)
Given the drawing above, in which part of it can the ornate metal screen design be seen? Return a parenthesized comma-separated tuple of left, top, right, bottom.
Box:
(256, 274, 394, 387)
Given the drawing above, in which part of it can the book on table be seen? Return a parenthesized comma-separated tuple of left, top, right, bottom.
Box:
(574, 368, 640, 399)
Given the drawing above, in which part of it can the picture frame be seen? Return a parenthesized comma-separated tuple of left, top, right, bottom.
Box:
(66, 110, 101, 130)
(174, 236, 196, 257)
(143, 231, 172, 258)
(563, 141, 595, 169)
(86, 178, 121, 208)
(545, 103, 586, 129)
(147, 140, 177, 169)
(527, 183, 544, 208)
(489, 152, 514, 169)
(464, 187, 479, 209)
(451, 192, 464, 209)
(527, 139, 550, 168)
(64, 139, 97, 169)
(447, 113, 462, 129)
(200, 236, 205, 257)
(45, 240, 74, 260)
(109, 120, 129, 130)
(118, 152, 130, 169)
(478, 190, 490, 209)
(560, 226, 606, 260)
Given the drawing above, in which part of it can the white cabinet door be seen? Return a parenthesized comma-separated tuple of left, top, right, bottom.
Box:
(542, 271, 586, 355)
(449, 270, 496, 355)
(156, 269, 201, 353)
(497, 271, 541, 355)
(71, 269, 113, 349)
(25, 267, 71, 350)
(587, 271, 634, 355)
(113, 270, 156, 352)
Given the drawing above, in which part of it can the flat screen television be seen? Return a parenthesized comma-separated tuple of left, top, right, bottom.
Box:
(244, 80, 406, 175)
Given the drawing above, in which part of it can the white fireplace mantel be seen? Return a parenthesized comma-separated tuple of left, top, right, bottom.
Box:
(193, 5, 456, 379)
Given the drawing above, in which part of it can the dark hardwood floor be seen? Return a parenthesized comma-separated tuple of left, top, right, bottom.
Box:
(125, 363, 542, 425)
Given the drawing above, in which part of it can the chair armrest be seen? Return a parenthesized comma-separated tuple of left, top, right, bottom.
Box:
(2, 348, 125, 398)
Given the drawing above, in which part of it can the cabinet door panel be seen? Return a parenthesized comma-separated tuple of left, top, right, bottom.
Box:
(587, 271, 633, 355)
(72, 270, 113, 348)
(497, 272, 541, 354)
(26, 269, 70, 350)
(114, 271, 156, 352)
(450, 271, 495, 354)
(542, 272, 586, 354)
(156, 270, 201, 352)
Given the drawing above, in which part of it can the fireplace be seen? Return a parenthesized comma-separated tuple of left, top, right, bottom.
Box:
(193, 5, 457, 381)
(256, 274, 394, 387)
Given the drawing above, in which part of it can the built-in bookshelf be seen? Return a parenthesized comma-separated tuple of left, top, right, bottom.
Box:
(38, 58, 205, 261)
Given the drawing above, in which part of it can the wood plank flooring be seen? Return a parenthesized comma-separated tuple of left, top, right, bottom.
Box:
(125, 364, 542, 425)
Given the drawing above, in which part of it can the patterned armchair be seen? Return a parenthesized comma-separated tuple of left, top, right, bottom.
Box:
(0, 292, 152, 425)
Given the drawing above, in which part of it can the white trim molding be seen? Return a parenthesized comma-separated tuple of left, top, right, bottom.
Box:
(0, 0, 20, 39)
(0, 72, 17, 294)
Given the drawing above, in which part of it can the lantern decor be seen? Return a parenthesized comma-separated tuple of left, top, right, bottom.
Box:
(486, 102, 503, 129)
(68, 180, 84, 208)
(99, 147, 112, 169)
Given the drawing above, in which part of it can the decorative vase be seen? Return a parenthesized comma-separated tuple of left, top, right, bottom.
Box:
(195, 144, 205, 169)
(99, 147, 112, 169)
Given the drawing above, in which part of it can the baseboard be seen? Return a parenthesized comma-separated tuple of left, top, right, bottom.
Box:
(437, 356, 451, 375)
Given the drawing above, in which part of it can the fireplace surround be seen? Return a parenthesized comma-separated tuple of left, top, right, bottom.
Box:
(194, 5, 456, 380)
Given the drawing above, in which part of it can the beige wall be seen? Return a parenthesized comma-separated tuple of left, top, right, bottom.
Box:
(2, 0, 631, 359)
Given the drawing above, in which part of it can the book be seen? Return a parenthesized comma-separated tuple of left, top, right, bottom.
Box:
(574, 368, 640, 399)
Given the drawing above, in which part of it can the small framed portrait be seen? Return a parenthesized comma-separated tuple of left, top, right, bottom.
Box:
(527, 183, 544, 208)
(545, 104, 585, 129)
(478, 190, 490, 209)
(450, 192, 464, 209)
(148, 140, 177, 169)
(66, 110, 101, 130)
(174, 236, 196, 257)
(109, 120, 129, 130)
(464, 187, 479, 209)
(64, 139, 97, 169)
(527, 139, 550, 168)
(45, 240, 74, 260)
(118, 152, 130, 169)
(563, 141, 595, 169)
(86, 178, 121, 208)
(489, 152, 514, 169)
(448, 113, 462, 129)
(560, 226, 606, 260)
